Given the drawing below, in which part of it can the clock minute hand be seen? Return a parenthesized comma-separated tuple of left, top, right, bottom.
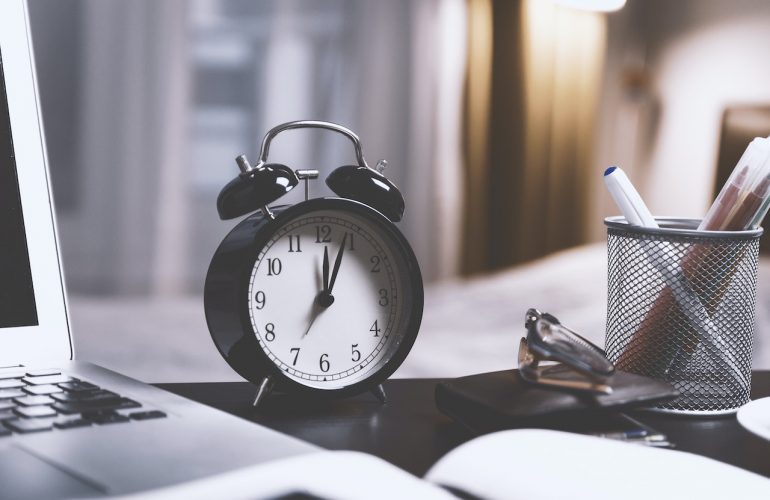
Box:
(327, 233, 347, 294)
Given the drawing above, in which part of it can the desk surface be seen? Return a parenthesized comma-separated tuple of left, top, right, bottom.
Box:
(158, 371, 770, 478)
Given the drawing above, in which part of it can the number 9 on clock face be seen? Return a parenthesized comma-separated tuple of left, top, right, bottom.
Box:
(243, 199, 422, 393)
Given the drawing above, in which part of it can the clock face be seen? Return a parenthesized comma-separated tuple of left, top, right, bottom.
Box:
(246, 207, 417, 390)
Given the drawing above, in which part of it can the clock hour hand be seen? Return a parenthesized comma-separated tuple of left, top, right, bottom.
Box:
(322, 246, 330, 292)
(315, 234, 346, 309)
(315, 245, 335, 309)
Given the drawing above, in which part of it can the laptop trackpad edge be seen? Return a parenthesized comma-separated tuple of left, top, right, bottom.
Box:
(0, 444, 105, 500)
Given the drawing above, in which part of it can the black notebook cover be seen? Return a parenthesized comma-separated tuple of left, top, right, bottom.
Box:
(435, 369, 677, 435)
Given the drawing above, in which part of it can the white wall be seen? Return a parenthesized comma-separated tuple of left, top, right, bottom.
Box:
(592, 0, 770, 239)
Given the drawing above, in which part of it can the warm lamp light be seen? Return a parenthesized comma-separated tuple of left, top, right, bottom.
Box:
(552, 0, 626, 12)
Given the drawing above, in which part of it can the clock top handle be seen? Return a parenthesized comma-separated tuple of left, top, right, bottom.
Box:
(255, 120, 406, 222)
(256, 120, 370, 170)
(218, 120, 406, 222)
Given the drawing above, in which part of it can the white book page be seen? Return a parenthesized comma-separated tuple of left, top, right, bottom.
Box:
(425, 429, 770, 500)
(107, 451, 454, 500)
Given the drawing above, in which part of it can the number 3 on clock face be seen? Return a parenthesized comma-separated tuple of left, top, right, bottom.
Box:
(245, 201, 422, 392)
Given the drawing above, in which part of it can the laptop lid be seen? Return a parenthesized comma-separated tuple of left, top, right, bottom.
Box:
(0, 0, 72, 365)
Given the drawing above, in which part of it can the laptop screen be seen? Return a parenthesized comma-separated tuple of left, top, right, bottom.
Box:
(0, 47, 39, 328)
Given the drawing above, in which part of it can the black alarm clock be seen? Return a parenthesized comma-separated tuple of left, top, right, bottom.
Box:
(204, 120, 423, 408)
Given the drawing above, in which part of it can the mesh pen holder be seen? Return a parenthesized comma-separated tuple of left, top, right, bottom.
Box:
(604, 217, 761, 415)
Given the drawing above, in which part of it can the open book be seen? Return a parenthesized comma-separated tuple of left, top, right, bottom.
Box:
(109, 429, 770, 500)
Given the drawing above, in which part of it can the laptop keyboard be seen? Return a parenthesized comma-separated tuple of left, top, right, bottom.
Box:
(0, 368, 166, 436)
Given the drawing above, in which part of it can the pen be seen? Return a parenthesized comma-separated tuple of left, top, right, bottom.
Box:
(603, 166, 682, 373)
(725, 174, 770, 231)
(591, 414, 673, 447)
(699, 173, 770, 322)
(603, 166, 658, 228)
(749, 191, 770, 229)
(593, 429, 647, 440)
(699, 165, 750, 231)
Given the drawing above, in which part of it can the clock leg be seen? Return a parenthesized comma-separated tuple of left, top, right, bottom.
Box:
(252, 376, 274, 409)
(370, 384, 387, 404)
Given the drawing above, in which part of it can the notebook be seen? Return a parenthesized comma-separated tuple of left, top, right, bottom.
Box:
(120, 429, 770, 500)
(435, 369, 677, 434)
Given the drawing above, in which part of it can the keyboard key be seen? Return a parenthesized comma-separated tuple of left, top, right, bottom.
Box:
(0, 426, 10, 437)
(0, 389, 25, 400)
(129, 410, 166, 421)
(23, 375, 72, 386)
(54, 418, 93, 430)
(0, 370, 25, 380)
(14, 395, 55, 406)
(82, 409, 116, 419)
(0, 410, 18, 421)
(89, 412, 130, 425)
(53, 398, 140, 415)
(5, 418, 53, 433)
(0, 401, 15, 411)
(0, 379, 25, 389)
(23, 384, 62, 396)
(58, 381, 98, 393)
(25, 369, 61, 377)
(14, 405, 57, 418)
(51, 390, 118, 403)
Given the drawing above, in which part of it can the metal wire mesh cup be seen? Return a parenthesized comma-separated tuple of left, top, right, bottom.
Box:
(604, 216, 762, 415)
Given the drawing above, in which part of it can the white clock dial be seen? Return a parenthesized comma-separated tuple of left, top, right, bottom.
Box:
(247, 209, 406, 389)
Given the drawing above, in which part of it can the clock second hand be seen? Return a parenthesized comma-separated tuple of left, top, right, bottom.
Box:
(302, 251, 327, 338)
(301, 304, 323, 338)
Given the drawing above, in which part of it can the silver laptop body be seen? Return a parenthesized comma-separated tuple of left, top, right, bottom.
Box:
(0, 2, 317, 498)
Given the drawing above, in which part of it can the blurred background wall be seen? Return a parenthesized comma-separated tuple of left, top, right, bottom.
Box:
(592, 0, 770, 239)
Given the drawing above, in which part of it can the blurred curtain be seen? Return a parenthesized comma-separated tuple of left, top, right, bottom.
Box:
(408, 0, 467, 281)
(44, 0, 191, 295)
(461, 0, 606, 275)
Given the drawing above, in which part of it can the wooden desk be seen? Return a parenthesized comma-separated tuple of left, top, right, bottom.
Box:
(158, 371, 770, 478)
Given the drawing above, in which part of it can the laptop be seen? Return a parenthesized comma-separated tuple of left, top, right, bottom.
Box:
(0, 1, 317, 498)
